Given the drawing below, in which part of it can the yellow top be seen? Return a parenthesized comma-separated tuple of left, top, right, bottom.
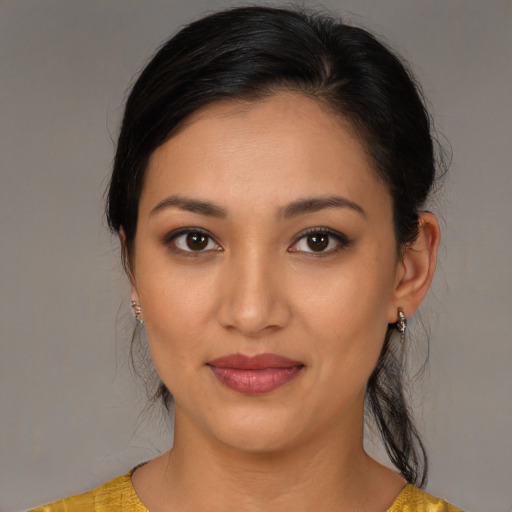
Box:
(29, 472, 463, 512)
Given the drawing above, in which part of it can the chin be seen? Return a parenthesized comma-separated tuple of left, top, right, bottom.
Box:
(204, 405, 308, 455)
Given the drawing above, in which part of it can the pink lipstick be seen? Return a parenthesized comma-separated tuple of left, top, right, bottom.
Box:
(208, 353, 304, 394)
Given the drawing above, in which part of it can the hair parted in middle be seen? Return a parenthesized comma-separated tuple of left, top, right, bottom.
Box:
(107, 5, 445, 488)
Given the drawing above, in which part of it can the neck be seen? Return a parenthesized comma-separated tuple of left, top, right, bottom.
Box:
(132, 401, 405, 512)
(174, 419, 365, 510)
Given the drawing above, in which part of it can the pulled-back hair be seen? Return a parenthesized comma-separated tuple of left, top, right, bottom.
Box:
(107, 6, 444, 487)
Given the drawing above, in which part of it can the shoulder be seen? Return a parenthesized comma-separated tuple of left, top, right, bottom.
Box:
(388, 484, 463, 512)
(28, 473, 147, 512)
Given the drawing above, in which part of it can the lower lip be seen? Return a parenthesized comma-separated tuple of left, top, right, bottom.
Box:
(209, 366, 304, 394)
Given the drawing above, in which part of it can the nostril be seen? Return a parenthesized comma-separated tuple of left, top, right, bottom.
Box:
(216, 292, 291, 337)
(215, 259, 292, 336)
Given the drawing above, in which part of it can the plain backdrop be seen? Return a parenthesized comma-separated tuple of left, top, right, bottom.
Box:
(1, 1, 511, 511)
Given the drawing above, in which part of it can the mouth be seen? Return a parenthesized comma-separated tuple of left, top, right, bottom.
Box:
(207, 353, 305, 394)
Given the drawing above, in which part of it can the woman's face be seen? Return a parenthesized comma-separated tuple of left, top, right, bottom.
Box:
(131, 93, 404, 452)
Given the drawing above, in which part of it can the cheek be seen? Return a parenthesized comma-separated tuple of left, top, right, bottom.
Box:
(296, 253, 395, 333)
(135, 257, 218, 382)
(293, 252, 395, 375)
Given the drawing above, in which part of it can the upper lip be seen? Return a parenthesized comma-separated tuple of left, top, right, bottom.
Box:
(208, 353, 303, 370)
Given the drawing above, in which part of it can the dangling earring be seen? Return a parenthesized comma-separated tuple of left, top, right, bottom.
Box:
(131, 300, 144, 325)
(396, 308, 406, 344)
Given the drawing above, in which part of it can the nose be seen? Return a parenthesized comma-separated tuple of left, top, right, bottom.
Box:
(216, 247, 291, 338)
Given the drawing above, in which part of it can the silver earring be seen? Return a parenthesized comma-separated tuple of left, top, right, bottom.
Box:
(396, 308, 406, 344)
(131, 300, 144, 325)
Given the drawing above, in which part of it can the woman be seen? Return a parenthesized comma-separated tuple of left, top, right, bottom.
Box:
(31, 6, 461, 511)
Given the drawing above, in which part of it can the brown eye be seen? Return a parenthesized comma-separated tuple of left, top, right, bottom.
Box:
(289, 228, 350, 255)
(307, 234, 329, 252)
(186, 232, 208, 251)
(170, 229, 221, 253)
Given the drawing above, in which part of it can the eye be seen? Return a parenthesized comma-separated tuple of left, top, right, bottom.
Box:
(289, 228, 350, 254)
(167, 228, 222, 254)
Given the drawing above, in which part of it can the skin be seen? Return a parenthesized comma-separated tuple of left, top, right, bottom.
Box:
(127, 92, 440, 512)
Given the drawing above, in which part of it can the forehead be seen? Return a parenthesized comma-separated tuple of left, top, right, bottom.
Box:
(140, 92, 391, 218)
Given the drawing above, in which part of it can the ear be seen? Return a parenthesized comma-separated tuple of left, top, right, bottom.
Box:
(120, 227, 140, 301)
(388, 212, 441, 321)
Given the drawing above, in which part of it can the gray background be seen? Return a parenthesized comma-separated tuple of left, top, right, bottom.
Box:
(1, 1, 511, 511)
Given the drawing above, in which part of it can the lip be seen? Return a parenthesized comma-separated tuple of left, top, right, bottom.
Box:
(207, 353, 305, 394)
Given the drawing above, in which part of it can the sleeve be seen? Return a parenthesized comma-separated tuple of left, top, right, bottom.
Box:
(28, 492, 94, 512)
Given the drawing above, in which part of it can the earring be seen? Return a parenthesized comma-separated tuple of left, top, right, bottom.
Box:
(131, 300, 144, 325)
(396, 308, 406, 344)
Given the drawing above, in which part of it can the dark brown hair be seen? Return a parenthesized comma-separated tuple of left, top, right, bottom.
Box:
(107, 6, 445, 487)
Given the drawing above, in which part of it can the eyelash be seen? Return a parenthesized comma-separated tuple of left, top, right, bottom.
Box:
(164, 226, 351, 257)
(289, 227, 352, 256)
(164, 227, 221, 257)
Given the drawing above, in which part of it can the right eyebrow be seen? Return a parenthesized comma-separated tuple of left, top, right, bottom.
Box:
(150, 195, 227, 218)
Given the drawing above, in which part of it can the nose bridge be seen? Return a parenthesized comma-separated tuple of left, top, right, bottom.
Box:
(218, 242, 289, 336)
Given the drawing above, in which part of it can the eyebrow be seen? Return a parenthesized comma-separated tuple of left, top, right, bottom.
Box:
(150, 194, 365, 219)
(151, 195, 228, 218)
(280, 195, 366, 219)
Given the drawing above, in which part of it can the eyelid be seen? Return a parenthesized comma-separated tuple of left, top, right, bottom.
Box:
(163, 226, 350, 256)
(288, 226, 351, 254)
(164, 227, 222, 256)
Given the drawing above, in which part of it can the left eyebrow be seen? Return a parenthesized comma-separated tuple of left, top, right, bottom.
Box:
(279, 195, 366, 219)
